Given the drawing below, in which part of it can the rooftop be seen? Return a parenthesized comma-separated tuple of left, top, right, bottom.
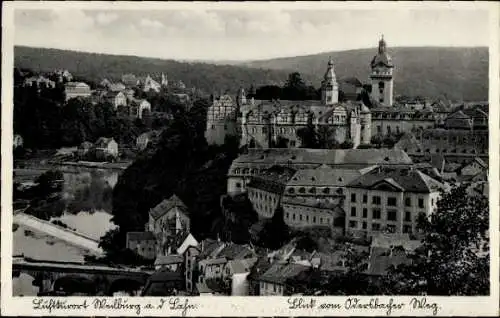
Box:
(149, 194, 188, 220)
(258, 262, 310, 285)
(347, 166, 444, 193)
(154, 254, 184, 266)
(232, 148, 412, 167)
(287, 165, 376, 187)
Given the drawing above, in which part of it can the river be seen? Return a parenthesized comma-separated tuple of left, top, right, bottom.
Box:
(13, 167, 120, 295)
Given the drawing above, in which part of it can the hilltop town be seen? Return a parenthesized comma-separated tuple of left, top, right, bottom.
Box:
(12, 37, 489, 297)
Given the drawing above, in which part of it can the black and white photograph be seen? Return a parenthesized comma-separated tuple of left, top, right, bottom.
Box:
(1, 1, 498, 316)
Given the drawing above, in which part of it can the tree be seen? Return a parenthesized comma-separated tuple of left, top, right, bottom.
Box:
(386, 185, 489, 296)
(255, 207, 290, 250)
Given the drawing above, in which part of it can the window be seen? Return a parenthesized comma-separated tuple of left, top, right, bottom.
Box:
(372, 196, 381, 205)
(372, 209, 381, 219)
(351, 193, 356, 203)
(362, 208, 368, 218)
(377, 126, 381, 133)
(372, 223, 381, 231)
(387, 210, 397, 221)
(323, 187, 330, 194)
(211, 124, 215, 129)
(320, 218, 323, 224)
(306, 215, 309, 222)
(309, 187, 316, 194)
(292, 214, 296, 220)
(236, 182, 241, 188)
(286, 212, 290, 219)
(363, 194, 367, 204)
(350, 207, 357, 217)
(262, 127, 268, 134)
(387, 197, 397, 206)
(349, 221, 357, 228)
(403, 225, 412, 234)
(299, 187, 306, 194)
(386, 224, 396, 233)
(299, 214, 302, 221)
(224, 124, 228, 130)
(405, 197, 411, 207)
(404, 211, 411, 222)
(313, 216, 316, 223)
(418, 198, 424, 208)
(290, 141, 296, 147)
(362, 222, 367, 229)
(288, 188, 295, 194)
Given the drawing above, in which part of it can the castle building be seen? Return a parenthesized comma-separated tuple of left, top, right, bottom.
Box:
(204, 37, 407, 149)
(370, 36, 394, 106)
(205, 94, 240, 145)
(236, 58, 371, 149)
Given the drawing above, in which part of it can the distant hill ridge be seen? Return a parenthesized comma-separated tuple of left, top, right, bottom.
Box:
(14, 46, 488, 101)
(243, 46, 488, 101)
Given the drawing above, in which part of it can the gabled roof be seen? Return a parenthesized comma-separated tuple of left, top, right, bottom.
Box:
(176, 233, 199, 255)
(199, 257, 228, 266)
(227, 257, 258, 274)
(286, 165, 375, 187)
(258, 262, 310, 285)
(149, 194, 188, 220)
(126, 231, 155, 241)
(347, 167, 444, 193)
(94, 137, 116, 148)
(154, 254, 184, 266)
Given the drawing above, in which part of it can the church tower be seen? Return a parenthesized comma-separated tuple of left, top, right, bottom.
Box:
(370, 36, 394, 106)
(321, 58, 339, 106)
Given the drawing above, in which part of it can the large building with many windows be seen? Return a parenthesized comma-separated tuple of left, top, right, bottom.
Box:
(344, 166, 444, 239)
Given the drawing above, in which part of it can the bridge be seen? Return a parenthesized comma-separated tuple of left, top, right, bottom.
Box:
(14, 212, 104, 256)
(12, 256, 152, 296)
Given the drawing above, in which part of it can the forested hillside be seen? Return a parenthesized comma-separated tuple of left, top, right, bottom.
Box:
(14, 46, 291, 95)
(243, 47, 489, 101)
(15, 46, 488, 101)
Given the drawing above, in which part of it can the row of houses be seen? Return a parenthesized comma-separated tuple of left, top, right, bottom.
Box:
(226, 148, 488, 240)
(139, 229, 421, 296)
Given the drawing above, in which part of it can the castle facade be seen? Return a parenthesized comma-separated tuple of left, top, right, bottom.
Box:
(204, 37, 395, 149)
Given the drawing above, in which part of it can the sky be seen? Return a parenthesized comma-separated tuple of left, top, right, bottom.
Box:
(12, 4, 491, 61)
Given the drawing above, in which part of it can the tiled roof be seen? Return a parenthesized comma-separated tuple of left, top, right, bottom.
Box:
(281, 196, 341, 211)
(366, 246, 411, 276)
(126, 231, 155, 241)
(246, 165, 296, 194)
(227, 257, 259, 274)
(248, 256, 272, 280)
(371, 233, 421, 251)
(347, 167, 444, 193)
(231, 148, 412, 167)
(198, 239, 225, 259)
(309, 251, 347, 273)
(199, 257, 228, 266)
(154, 254, 184, 266)
(287, 165, 375, 187)
(149, 194, 188, 220)
(258, 262, 310, 285)
(217, 244, 254, 260)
